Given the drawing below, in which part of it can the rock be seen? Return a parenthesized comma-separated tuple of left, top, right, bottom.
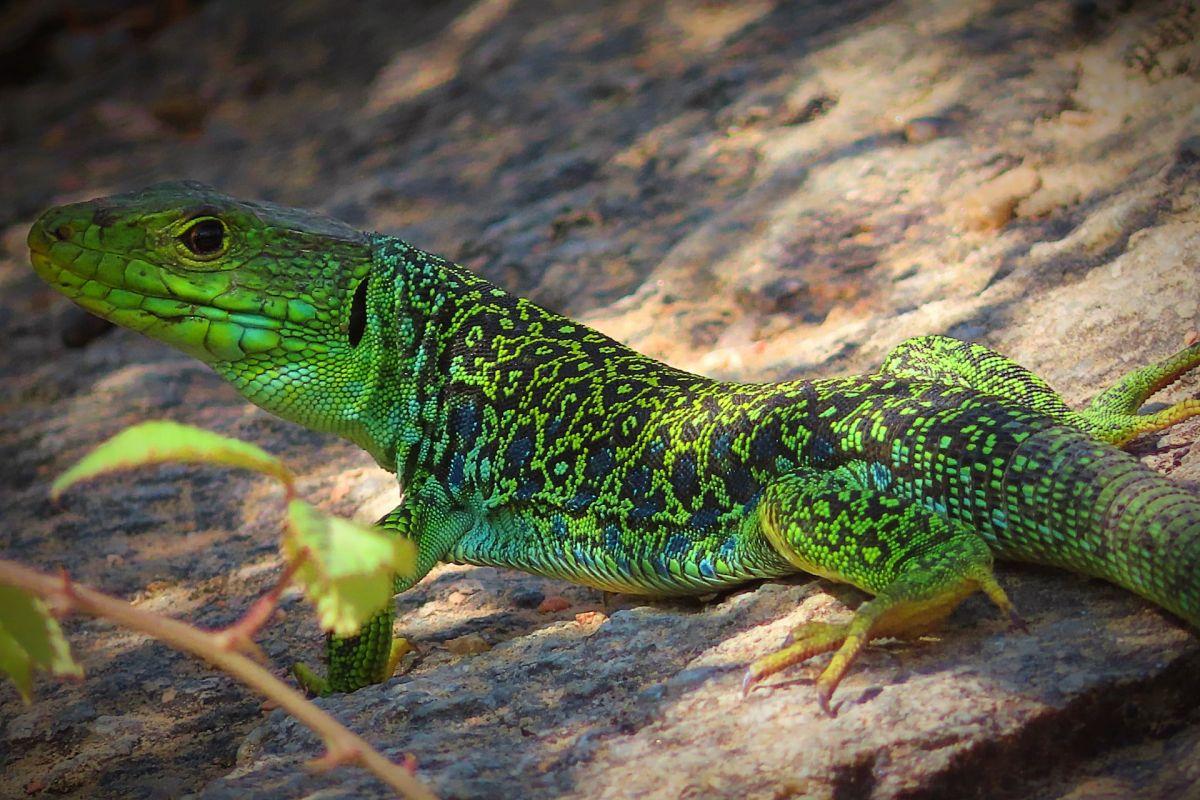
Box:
(903, 116, 953, 144)
(537, 595, 572, 613)
(59, 308, 114, 348)
(1177, 134, 1200, 165)
(574, 611, 607, 630)
(959, 165, 1043, 231)
(203, 579, 1200, 800)
(510, 587, 546, 608)
(443, 634, 492, 656)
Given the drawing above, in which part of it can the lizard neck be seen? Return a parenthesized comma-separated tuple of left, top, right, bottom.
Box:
(354, 234, 483, 478)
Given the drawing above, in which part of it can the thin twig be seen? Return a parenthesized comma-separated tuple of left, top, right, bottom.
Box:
(0, 558, 437, 800)
(212, 552, 306, 652)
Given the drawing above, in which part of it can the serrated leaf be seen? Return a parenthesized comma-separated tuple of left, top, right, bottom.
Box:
(282, 500, 418, 636)
(0, 585, 83, 702)
(52, 421, 293, 499)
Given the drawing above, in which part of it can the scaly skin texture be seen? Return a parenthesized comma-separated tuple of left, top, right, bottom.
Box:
(28, 182, 1200, 711)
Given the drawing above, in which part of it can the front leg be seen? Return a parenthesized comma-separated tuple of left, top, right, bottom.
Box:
(294, 478, 476, 694)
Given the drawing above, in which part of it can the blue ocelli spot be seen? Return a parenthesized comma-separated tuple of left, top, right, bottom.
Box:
(450, 403, 480, 440)
(870, 462, 893, 490)
(585, 447, 615, 479)
(567, 492, 595, 511)
(712, 432, 733, 459)
(506, 436, 533, 466)
(604, 524, 622, 550)
(665, 533, 689, 556)
(448, 452, 465, 489)
(810, 435, 834, 464)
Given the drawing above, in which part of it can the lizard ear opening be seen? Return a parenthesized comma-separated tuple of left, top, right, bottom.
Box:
(348, 276, 369, 347)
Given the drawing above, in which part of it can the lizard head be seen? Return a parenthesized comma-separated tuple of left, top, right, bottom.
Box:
(28, 181, 384, 444)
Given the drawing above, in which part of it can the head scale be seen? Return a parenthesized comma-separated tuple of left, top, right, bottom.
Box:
(28, 181, 384, 448)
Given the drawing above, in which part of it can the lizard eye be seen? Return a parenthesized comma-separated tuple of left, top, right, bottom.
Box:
(348, 277, 368, 347)
(180, 218, 225, 256)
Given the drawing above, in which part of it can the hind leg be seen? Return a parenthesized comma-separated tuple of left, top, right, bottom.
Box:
(1080, 341, 1200, 445)
(881, 335, 1200, 446)
(745, 466, 1017, 713)
(880, 335, 1072, 417)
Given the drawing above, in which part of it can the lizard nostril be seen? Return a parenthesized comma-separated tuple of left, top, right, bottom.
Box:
(52, 224, 73, 241)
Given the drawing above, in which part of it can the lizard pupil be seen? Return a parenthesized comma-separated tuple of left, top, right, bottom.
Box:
(348, 277, 368, 347)
(182, 219, 224, 255)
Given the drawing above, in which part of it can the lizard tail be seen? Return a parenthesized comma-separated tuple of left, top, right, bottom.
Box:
(988, 427, 1200, 628)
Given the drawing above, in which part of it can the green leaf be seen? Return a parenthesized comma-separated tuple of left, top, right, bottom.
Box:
(283, 501, 418, 636)
(0, 624, 32, 702)
(52, 421, 293, 499)
(0, 585, 83, 702)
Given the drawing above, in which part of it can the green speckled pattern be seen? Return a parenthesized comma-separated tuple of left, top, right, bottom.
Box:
(28, 182, 1200, 696)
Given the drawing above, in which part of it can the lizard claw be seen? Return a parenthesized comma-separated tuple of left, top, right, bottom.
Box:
(292, 661, 332, 696)
(740, 667, 759, 699)
(816, 684, 838, 717)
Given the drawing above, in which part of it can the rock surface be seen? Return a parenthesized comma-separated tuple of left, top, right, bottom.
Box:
(1, 0, 1199, 798)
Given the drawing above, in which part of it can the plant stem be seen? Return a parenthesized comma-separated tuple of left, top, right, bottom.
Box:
(0, 558, 437, 800)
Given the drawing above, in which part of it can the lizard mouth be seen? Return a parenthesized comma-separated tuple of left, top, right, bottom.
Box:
(28, 218, 104, 312)
(28, 212, 283, 361)
(27, 216, 66, 283)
